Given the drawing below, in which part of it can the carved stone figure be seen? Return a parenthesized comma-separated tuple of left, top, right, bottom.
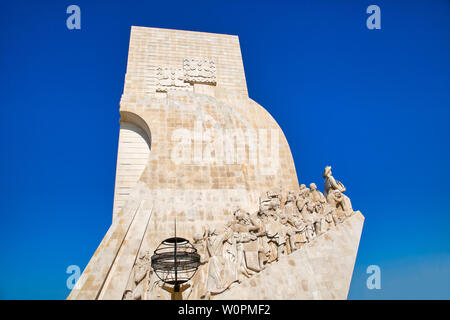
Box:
(307, 183, 327, 234)
(233, 232, 255, 281)
(310, 183, 326, 206)
(186, 231, 209, 300)
(323, 166, 353, 218)
(283, 190, 298, 216)
(267, 189, 282, 215)
(228, 209, 257, 281)
(305, 224, 315, 242)
(204, 227, 237, 299)
(186, 168, 357, 299)
(289, 214, 308, 247)
(312, 202, 327, 234)
(264, 202, 282, 262)
(249, 198, 271, 271)
(122, 250, 151, 300)
(323, 166, 345, 198)
(298, 191, 314, 226)
(329, 190, 346, 223)
(296, 185, 310, 216)
(298, 184, 309, 199)
(278, 212, 296, 254)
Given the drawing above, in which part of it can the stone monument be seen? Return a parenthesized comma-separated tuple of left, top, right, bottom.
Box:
(67, 26, 364, 300)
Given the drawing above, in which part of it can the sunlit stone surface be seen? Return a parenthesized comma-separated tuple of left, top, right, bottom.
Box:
(67, 26, 364, 300)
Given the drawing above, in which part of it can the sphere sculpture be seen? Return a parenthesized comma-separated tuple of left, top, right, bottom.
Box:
(151, 237, 200, 299)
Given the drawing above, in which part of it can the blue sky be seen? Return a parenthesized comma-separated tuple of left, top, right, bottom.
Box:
(0, 0, 449, 299)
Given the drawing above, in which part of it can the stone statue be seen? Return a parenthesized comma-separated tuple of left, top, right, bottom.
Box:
(297, 189, 316, 240)
(298, 184, 309, 199)
(323, 166, 346, 198)
(233, 231, 255, 281)
(296, 185, 310, 216)
(278, 212, 296, 255)
(329, 190, 346, 223)
(249, 198, 271, 271)
(267, 189, 282, 215)
(186, 167, 357, 299)
(259, 190, 298, 261)
(283, 190, 299, 216)
(264, 196, 282, 262)
(309, 183, 327, 234)
(310, 183, 326, 206)
(229, 209, 257, 281)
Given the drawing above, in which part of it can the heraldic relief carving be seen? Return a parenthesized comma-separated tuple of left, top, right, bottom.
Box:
(122, 166, 357, 300)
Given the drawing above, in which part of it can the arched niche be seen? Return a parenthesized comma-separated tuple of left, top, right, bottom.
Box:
(112, 111, 152, 220)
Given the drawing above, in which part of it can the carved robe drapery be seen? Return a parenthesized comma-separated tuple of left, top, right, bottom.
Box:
(205, 230, 237, 296)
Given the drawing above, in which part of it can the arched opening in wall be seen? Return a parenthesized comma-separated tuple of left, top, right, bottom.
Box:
(112, 111, 151, 219)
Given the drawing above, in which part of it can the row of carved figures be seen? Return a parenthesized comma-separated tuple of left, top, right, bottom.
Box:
(123, 166, 354, 300)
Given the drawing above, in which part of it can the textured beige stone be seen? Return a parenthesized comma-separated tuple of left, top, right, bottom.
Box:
(68, 26, 364, 300)
(215, 211, 364, 300)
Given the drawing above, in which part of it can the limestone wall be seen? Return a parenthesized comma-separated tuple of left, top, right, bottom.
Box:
(67, 27, 363, 301)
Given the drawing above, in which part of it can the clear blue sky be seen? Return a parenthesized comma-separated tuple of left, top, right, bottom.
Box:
(0, 0, 449, 299)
